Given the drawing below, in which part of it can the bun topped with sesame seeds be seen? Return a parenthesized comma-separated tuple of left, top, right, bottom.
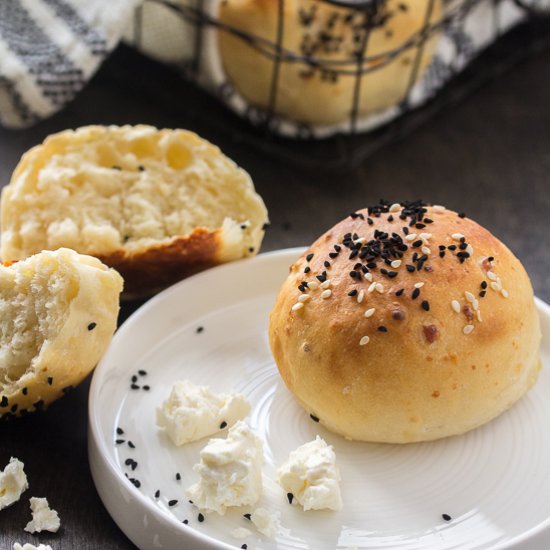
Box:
(269, 202, 541, 443)
(0, 248, 123, 419)
(218, 0, 442, 127)
(0, 125, 268, 297)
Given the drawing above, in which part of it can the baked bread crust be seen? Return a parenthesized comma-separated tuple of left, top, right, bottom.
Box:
(218, 0, 442, 126)
(269, 203, 541, 443)
(0, 125, 268, 297)
(0, 248, 123, 418)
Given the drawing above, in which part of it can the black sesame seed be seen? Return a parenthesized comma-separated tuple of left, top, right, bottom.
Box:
(168, 499, 178, 507)
(262, 222, 270, 231)
(334, 245, 341, 252)
(196, 326, 204, 333)
(176, 473, 181, 481)
(378, 326, 388, 332)
(198, 513, 205, 522)
(459, 242, 468, 250)
(142, 385, 150, 391)
(138, 370, 147, 376)
(422, 300, 430, 311)
(117, 427, 124, 435)
(22, 387, 28, 396)
(87, 322, 97, 331)
(458, 212, 466, 218)
(128, 441, 136, 449)
(348, 289, 358, 297)
(47, 377, 53, 385)
(406, 265, 415, 272)
(439, 251, 446, 258)
(481, 281, 488, 289)
(112, 165, 122, 170)
(131, 384, 140, 390)
(442, 513, 452, 521)
(11, 404, 18, 413)
(138, 165, 145, 171)
(241, 545, 248, 550)
(412, 240, 423, 248)
(130, 478, 141, 488)
(248, 247, 255, 253)
(306, 253, 314, 262)
(62, 385, 74, 394)
(479, 290, 487, 298)
(183, 519, 189, 525)
(396, 288, 405, 296)
(304, 266, 311, 273)
(439, 245, 446, 250)
(367, 218, 374, 225)
(387, 271, 398, 278)
(424, 218, 433, 224)
(287, 492, 294, 504)
(403, 226, 409, 235)
(328, 252, 338, 259)
(132, 375, 138, 383)
(155, 490, 160, 498)
(349, 271, 359, 279)
(412, 288, 420, 300)
(243, 513, 252, 520)
(220, 421, 227, 429)
(115, 439, 125, 445)
(415, 223, 426, 229)
(488, 256, 494, 262)
(324, 261, 331, 268)
(310, 414, 320, 422)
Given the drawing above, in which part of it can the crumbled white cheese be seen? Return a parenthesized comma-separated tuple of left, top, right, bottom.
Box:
(0, 457, 28, 510)
(24, 497, 61, 533)
(231, 527, 252, 539)
(186, 420, 263, 514)
(251, 507, 281, 538)
(13, 544, 53, 550)
(278, 436, 342, 511)
(156, 380, 251, 445)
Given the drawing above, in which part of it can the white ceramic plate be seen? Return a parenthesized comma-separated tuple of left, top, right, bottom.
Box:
(89, 248, 550, 550)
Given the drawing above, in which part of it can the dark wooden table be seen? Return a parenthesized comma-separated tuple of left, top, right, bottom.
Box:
(0, 31, 549, 550)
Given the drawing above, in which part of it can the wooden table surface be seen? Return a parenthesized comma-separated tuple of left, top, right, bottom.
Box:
(0, 30, 549, 550)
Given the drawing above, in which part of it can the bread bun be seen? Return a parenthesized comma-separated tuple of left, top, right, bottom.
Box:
(0, 248, 123, 418)
(269, 203, 541, 443)
(218, 0, 441, 126)
(0, 125, 268, 297)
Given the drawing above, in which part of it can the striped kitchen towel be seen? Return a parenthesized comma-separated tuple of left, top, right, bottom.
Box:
(0, 0, 140, 129)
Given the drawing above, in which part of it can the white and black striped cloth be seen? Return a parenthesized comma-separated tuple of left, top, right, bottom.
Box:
(0, 0, 139, 129)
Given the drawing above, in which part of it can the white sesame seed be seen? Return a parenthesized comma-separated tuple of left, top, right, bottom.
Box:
(463, 324, 474, 335)
(291, 303, 304, 312)
(433, 204, 445, 210)
(375, 283, 384, 294)
(501, 288, 509, 298)
(421, 246, 431, 255)
(368, 281, 377, 293)
(364, 272, 373, 282)
(320, 279, 331, 289)
(414, 282, 425, 288)
(364, 308, 376, 318)
(321, 289, 332, 299)
(451, 300, 461, 313)
(466, 244, 474, 256)
(452, 233, 465, 241)
(465, 291, 475, 303)
(391, 260, 402, 269)
(405, 233, 418, 241)
(472, 299, 479, 311)
(419, 233, 432, 241)
(496, 277, 502, 286)
(308, 281, 319, 290)
(389, 203, 400, 213)
(357, 290, 365, 304)
(476, 310, 483, 322)
(298, 294, 310, 303)
(359, 336, 370, 346)
(486, 271, 497, 281)
(354, 237, 366, 245)
(490, 281, 501, 292)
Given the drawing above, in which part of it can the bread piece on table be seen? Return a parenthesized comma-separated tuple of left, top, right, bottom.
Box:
(218, 0, 442, 127)
(0, 248, 123, 418)
(1, 125, 268, 297)
(269, 203, 541, 443)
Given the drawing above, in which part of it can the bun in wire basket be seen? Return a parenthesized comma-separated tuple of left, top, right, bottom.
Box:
(0, 125, 269, 297)
(0, 248, 123, 419)
(269, 202, 541, 443)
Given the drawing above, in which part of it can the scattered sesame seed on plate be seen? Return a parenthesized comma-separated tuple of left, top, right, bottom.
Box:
(359, 336, 370, 346)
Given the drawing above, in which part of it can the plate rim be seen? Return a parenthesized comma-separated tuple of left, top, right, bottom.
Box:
(88, 247, 550, 550)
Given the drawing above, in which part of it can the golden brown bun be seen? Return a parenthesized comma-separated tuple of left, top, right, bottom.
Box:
(218, 0, 441, 126)
(0, 125, 268, 297)
(269, 203, 541, 443)
(0, 248, 123, 418)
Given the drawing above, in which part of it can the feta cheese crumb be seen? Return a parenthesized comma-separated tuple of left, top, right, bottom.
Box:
(186, 420, 263, 514)
(156, 380, 251, 445)
(231, 527, 252, 539)
(13, 544, 53, 550)
(0, 458, 28, 510)
(251, 507, 281, 538)
(278, 436, 342, 511)
(24, 497, 61, 533)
